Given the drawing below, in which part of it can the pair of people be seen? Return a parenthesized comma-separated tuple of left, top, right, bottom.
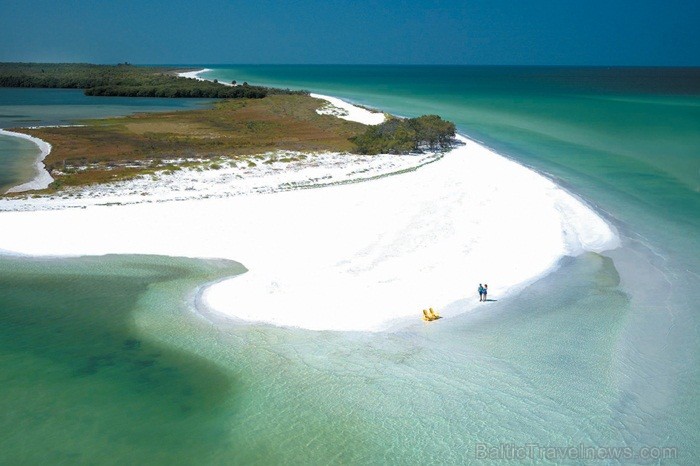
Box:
(478, 283, 488, 302)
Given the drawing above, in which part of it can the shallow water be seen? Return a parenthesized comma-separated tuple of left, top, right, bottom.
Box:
(0, 134, 39, 194)
(0, 87, 213, 129)
(0, 255, 247, 463)
(0, 67, 698, 463)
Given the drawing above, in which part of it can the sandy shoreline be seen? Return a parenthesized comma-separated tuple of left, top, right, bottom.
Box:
(199, 134, 619, 331)
(0, 77, 619, 331)
(177, 68, 213, 81)
(0, 140, 619, 332)
(178, 69, 386, 125)
(0, 129, 53, 193)
(310, 93, 386, 125)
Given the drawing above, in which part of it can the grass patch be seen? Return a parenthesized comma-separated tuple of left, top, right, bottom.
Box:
(10, 94, 366, 191)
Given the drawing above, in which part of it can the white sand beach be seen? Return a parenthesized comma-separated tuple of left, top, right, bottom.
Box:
(178, 68, 237, 86)
(311, 93, 386, 125)
(0, 89, 620, 332)
(178, 69, 386, 125)
(0, 94, 619, 331)
(0, 149, 441, 211)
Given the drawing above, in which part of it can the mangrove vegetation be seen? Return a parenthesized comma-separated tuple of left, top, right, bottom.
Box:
(351, 115, 456, 154)
(0, 63, 304, 98)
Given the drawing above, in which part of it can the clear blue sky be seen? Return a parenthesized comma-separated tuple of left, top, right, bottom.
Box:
(1, 0, 698, 65)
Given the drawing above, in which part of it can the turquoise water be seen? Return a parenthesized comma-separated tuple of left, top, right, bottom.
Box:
(1, 67, 699, 463)
(0, 88, 212, 192)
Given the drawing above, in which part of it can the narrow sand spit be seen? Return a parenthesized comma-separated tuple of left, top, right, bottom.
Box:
(178, 68, 213, 81)
(0, 92, 619, 332)
(0, 87, 618, 330)
(311, 93, 386, 125)
(179, 69, 385, 123)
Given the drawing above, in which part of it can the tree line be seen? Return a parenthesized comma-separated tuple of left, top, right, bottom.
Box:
(0, 63, 305, 99)
(351, 115, 456, 154)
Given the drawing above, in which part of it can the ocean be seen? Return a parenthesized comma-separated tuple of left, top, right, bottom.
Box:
(0, 66, 698, 463)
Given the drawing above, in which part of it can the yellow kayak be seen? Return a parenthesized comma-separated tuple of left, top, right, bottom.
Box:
(422, 308, 441, 321)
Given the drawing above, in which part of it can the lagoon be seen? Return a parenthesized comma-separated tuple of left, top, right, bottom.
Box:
(0, 87, 211, 192)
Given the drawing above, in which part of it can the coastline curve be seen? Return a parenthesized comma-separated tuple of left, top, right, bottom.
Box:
(0, 129, 53, 193)
(0, 88, 620, 332)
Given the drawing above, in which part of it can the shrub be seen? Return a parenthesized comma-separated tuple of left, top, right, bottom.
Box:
(350, 115, 455, 154)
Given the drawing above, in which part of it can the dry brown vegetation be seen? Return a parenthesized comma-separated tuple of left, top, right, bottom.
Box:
(14, 94, 366, 190)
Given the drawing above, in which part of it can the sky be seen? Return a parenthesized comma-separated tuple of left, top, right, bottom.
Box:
(0, 0, 698, 65)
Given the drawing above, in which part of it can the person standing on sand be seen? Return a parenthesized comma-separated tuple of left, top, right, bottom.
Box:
(478, 284, 485, 302)
(483, 284, 488, 301)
